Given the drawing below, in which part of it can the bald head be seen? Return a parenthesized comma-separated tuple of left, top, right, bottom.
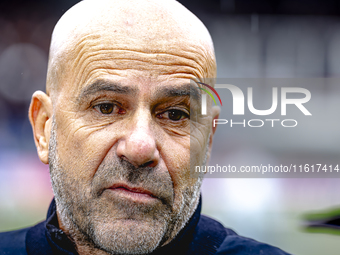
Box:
(46, 0, 216, 96)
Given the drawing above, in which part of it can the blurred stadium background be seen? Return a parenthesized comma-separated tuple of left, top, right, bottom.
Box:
(1, 0, 340, 254)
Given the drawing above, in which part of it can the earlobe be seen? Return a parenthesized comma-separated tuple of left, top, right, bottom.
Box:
(29, 91, 52, 164)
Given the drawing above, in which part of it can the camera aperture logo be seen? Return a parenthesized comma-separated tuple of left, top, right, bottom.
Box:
(199, 83, 312, 128)
(198, 82, 223, 115)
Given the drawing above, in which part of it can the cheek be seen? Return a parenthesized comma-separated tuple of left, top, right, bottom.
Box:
(162, 135, 201, 207)
(162, 114, 211, 193)
(55, 117, 120, 181)
(189, 116, 212, 172)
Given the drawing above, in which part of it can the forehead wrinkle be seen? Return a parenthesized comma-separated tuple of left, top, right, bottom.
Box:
(77, 65, 203, 94)
(57, 26, 211, 60)
(68, 33, 210, 65)
(66, 44, 211, 88)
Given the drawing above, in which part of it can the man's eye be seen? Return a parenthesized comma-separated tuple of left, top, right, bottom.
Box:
(169, 110, 186, 121)
(93, 103, 125, 115)
(157, 109, 189, 121)
(99, 103, 114, 114)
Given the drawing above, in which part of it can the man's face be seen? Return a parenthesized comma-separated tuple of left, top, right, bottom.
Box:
(47, 29, 212, 254)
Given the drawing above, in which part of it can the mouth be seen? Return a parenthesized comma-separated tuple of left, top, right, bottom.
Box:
(107, 183, 157, 203)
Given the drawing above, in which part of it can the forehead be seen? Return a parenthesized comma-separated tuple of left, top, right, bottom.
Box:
(57, 34, 209, 97)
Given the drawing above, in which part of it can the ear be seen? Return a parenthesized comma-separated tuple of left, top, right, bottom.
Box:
(29, 91, 53, 164)
(206, 106, 220, 163)
(209, 106, 220, 148)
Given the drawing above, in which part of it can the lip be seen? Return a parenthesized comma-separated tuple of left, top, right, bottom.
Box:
(107, 183, 157, 202)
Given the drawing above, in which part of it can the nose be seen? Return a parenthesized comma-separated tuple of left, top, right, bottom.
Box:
(116, 113, 159, 168)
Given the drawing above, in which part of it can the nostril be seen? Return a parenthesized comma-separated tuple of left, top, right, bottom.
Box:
(140, 161, 154, 168)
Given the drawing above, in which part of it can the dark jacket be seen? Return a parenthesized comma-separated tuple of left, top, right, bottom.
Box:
(0, 198, 291, 255)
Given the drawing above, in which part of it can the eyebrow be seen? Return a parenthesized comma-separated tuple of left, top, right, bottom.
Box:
(78, 79, 137, 101)
(154, 83, 201, 101)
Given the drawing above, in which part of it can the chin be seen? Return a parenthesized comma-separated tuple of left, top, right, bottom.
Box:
(89, 218, 168, 254)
